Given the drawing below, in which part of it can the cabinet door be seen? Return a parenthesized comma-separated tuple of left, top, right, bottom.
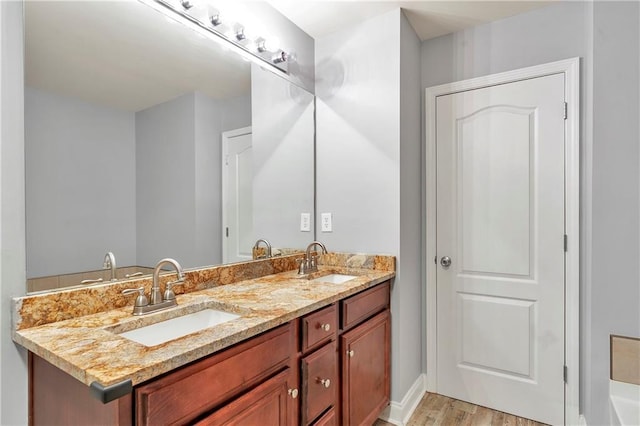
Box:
(341, 310, 390, 426)
(136, 323, 293, 425)
(196, 369, 296, 426)
(301, 341, 338, 424)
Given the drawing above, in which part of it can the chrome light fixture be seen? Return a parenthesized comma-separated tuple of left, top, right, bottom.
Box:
(139, 0, 290, 73)
(209, 13, 221, 26)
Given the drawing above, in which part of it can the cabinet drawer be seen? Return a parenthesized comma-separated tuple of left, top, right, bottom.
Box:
(301, 341, 338, 425)
(135, 323, 294, 425)
(312, 407, 337, 426)
(301, 304, 337, 353)
(341, 281, 390, 330)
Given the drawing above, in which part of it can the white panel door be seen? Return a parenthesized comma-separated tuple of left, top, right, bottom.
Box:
(436, 73, 565, 424)
(223, 130, 253, 263)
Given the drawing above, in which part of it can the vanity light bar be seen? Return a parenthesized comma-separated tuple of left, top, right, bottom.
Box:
(138, 0, 289, 73)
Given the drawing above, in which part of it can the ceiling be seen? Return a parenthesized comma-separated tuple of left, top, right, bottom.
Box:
(266, 1, 554, 41)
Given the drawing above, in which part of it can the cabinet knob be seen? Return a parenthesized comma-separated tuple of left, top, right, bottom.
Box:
(288, 388, 298, 399)
(320, 323, 331, 332)
(318, 378, 331, 388)
(347, 350, 354, 358)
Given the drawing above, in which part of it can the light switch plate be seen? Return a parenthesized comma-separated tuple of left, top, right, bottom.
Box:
(321, 213, 332, 232)
(300, 213, 311, 232)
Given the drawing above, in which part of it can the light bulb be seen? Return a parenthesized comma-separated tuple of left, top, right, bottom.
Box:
(263, 36, 282, 53)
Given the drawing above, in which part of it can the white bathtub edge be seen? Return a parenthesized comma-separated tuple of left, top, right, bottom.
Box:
(610, 380, 640, 426)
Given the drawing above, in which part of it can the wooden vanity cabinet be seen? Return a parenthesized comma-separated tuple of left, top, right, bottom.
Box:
(340, 281, 391, 426)
(30, 281, 391, 426)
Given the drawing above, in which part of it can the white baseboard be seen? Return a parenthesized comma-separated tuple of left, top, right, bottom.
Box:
(378, 374, 427, 426)
(578, 414, 587, 426)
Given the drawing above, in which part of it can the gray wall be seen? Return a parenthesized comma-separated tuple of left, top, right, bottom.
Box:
(194, 92, 252, 267)
(136, 93, 197, 268)
(315, 9, 423, 403)
(0, 2, 28, 424)
(251, 65, 314, 249)
(25, 87, 137, 277)
(24, 88, 251, 276)
(136, 92, 252, 269)
(399, 11, 423, 401)
(194, 92, 222, 268)
(421, 2, 640, 423)
(316, 10, 400, 254)
(590, 2, 640, 424)
(421, 2, 591, 88)
(220, 94, 252, 132)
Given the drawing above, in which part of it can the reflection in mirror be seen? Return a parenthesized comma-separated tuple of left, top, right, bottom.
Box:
(24, 1, 314, 293)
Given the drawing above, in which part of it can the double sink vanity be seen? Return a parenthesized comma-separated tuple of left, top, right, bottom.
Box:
(13, 250, 394, 425)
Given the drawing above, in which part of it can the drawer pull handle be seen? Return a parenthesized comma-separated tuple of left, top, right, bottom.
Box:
(320, 323, 331, 332)
(318, 378, 331, 388)
(347, 350, 354, 358)
(288, 388, 298, 399)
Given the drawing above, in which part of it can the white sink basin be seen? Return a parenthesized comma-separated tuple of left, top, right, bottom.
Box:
(312, 274, 358, 284)
(118, 308, 240, 347)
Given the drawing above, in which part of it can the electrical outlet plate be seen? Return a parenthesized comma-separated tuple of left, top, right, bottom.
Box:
(321, 213, 332, 232)
(300, 213, 311, 232)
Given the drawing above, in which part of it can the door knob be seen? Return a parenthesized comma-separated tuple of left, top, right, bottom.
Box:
(440, 256, 452, 268)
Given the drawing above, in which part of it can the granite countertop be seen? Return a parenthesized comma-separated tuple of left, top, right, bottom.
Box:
(13, 264, 394, 390)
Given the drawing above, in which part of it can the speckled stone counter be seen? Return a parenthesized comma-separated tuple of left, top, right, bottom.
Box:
(13, 253, 395, 389)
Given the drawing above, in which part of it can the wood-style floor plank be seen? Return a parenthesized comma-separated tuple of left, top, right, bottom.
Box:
(375, 393, 548, 426)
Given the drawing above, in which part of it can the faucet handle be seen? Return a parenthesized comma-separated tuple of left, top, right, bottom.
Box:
(125, 272, 144, 278)
(297, 258, 307, 275)
(164, 279, 184, 301)
(80, 278, 103, 285)
(122, 287, 148, 307)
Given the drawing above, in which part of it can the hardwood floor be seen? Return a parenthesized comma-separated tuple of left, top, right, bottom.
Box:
(375, 392, 547, 426)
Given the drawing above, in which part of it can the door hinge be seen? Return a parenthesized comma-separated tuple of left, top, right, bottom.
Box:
(564, 234, 568, 252)
(563, 365, 568, 383)
(564, 102, 568, 120)
(226, 227, 229, 237)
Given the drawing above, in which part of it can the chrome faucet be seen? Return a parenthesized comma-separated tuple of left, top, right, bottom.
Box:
(103, 251, 117, 281)
(298, 241, 328, 274)
(253, 239, 272, 259)
(122, 258, 185, 315)
(151, 258, 185, 305)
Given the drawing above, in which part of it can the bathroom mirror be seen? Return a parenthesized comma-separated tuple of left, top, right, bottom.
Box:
(24, 1, 315, 293)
